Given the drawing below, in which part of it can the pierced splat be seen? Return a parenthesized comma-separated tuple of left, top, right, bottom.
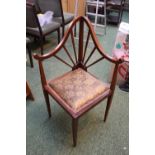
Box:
(54, 55, 72, 68)
(70, 30, 78, 63)
(63, 45, 76, 66)
(36, 17, 106, 70)
(82, 30, 90, 62)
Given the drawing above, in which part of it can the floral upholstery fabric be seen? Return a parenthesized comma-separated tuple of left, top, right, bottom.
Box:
(49, 68, 110, 111)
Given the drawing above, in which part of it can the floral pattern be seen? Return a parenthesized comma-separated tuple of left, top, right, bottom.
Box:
(49, 68, 110, 111)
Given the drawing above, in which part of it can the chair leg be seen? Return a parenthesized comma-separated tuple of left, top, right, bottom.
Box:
(72, 118, 78, 147)
(26, 82, 34, 100)
(104, 95, 113, 122)
(62, 25, 65, 38)
(40, 37, 44, 55)
(43, 36, 46, 43)
(27, 45, 33, 68)
(57, 29, 60, 44)
(34, 37, 38, 43)
(119, 7, 124, 23)
(43, 90, 51, 118)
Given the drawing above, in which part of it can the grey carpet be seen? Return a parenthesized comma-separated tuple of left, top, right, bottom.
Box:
(26, 11, 129, 155)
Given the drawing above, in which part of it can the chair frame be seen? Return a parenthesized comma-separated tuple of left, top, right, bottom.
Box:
(34, 16, 123, 146)
(26, 2, 60, 55)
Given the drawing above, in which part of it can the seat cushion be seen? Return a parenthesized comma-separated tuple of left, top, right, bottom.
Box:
(49, 68, 110, 111)
(53, 12, 74, 25)
(26, 21, 60, 36)
(64, 12, 74, 24)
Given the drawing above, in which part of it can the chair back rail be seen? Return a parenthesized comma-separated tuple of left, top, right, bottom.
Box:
(26, 3, 42, 35)
(34, 16, 123, 66)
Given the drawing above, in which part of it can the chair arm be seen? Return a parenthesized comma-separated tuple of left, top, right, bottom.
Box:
(33, 43, 62, 61)
(81, 16, 124, 65)
(97, 45, 124, 64)
(33, 16, 124, 65)
(33, 45, 124, 64)
(33, 17, 77, 61)
(33, 27, 71, 61)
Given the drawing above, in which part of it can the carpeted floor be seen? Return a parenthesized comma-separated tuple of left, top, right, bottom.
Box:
(26, 11, 129, 155)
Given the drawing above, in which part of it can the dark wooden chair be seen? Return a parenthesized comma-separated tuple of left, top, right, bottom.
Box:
(36, 0, 74, 37)
(33, 16, 123, 146)
(106, 0, 125, 24)
(26, 37, 34, 67)
(26, 2, 61, 55)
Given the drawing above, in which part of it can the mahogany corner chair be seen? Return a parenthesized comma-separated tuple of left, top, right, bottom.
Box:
(33, 16, 123, 147)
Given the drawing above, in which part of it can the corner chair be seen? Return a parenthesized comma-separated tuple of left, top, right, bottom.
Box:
(33, 16, 123, 146)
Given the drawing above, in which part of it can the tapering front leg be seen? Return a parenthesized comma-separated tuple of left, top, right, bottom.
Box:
(72, 118, 78, 147)
(104, 95, 113, 122)
(43, 90, 51, 118)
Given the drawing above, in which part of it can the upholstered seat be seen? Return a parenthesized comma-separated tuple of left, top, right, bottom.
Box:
(49, 68, 110, 111)
(53, 12, 74, 25)
(27, 21, 60, 36)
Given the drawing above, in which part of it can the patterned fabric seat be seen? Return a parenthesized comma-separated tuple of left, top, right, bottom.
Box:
(49, 68, 110, 111)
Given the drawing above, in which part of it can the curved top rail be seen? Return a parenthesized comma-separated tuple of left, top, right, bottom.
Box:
(33, 16, 123, 64)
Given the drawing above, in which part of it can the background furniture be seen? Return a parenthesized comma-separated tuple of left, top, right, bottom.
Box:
(26, 2, 61, 54)
(86, 0, 107, 35)
(109, 21, 129, 91)
(61, 0, 86, 16)
(34, 16, 123, 146)
(26, 37, 33, 67)
(37, 0, 74, 37)
(106, 0, 125, 24)
(123, 0, 129, 11)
